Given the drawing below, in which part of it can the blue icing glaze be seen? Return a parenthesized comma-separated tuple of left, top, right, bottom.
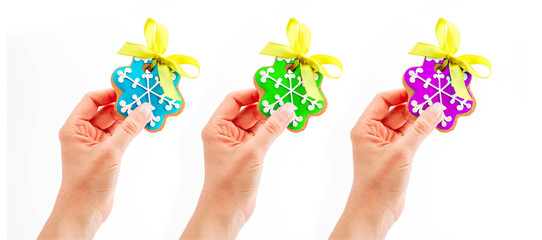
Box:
(112, 57, 183, 131)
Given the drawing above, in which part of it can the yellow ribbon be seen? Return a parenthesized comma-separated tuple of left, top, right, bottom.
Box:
(117, 18, 200, 100)
(409, 18, 491, 101)
(260, 18, 342, 101)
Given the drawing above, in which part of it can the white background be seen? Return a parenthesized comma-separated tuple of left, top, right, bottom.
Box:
(3, 0, 542, 239)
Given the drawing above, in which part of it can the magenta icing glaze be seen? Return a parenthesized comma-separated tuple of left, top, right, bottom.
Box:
(403, 57, 474, 132)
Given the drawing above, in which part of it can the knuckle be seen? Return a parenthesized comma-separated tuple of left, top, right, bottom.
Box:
(413, 119, 433, 136)
(121, 120, 139, 136)
(264, 120, 282, 136)
(374, 91, 385, 100)
(82, 92, 93, 101)
(225, 92, 235, 101)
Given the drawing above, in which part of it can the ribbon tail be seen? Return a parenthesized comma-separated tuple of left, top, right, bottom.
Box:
(165, 55, 201, 78)
(307, 55, 343, 78)
(457, 55, 492, 79)
(157, 64, 181, 101)
(449, 64, 472, 101)
(300, 64, 323, 101)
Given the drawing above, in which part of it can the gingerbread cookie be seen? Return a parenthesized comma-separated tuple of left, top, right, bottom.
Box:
(254, 57, 326, 132)
(111, 18, 200, 132)
(256, 18, 342, 132)
(404, 18, 491, 132)
(111, 57, 184, 132)
(403, 57, 474, 132)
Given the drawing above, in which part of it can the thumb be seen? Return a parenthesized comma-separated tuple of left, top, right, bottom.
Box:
(400, 102, 444, 151)
(251, 103, 295, 152)
(109, 103, 152, 152)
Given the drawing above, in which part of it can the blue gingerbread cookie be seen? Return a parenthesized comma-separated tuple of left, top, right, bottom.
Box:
(111, 57, 184, 132)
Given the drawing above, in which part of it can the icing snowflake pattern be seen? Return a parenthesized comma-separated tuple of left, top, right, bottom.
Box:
(112, 57, 183, 131)
(404, 57, 474, 131)
(255, 57, 325, 131)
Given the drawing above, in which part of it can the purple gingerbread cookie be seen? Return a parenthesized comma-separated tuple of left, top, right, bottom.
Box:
(403, 57, 475, 132)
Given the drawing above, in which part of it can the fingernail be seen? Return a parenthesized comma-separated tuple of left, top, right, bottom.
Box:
(276, 103, 295, 122)
(426, 102, 444, 122)
(134, 103, 152, 121)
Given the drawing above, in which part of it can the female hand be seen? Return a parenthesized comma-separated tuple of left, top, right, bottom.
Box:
(39, 89, 152, 240)
(330, 89, 444, 240)
(181, 89, 294, 240)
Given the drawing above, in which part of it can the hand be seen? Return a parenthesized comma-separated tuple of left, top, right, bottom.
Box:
(330, 89, 444, 240)
(181, 89, 294, 240)
(39, 89, 152, 240)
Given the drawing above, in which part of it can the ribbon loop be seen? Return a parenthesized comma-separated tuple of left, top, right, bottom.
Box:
(259, 18, 342, 101)
(144, 18, 168, 54)
(409, 18, 491, 101)
(117, 18, 200, 100)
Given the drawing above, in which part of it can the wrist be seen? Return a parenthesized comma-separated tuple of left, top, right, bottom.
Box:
(181, 190, 248, 240)
(330, 191, 395, 240)
(38, 191, 105, 240)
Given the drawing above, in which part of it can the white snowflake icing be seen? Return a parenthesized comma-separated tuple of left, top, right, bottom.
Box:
(408, 67, 472, 128)
(133, 57, 151, 63)
(116, 58, 180, 127)
(426, 57, 444, 63)
(258, 58, 323, 128)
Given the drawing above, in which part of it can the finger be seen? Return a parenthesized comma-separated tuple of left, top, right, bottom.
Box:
(69, 89, 117, 121)
(89, 104, 118, 130)
(108, 103, 152, 152)
(396, 118, 415, 136)
(359, 89, 408, 122)
(104, 119, 123, 135)
(400, 103, 444, 151)
(232, 104, 261, 130)
(247, 119, 265, 135)
(211, 89, 260, 121)
(250, 103, 295, 152)
(381, 104, 410, 130)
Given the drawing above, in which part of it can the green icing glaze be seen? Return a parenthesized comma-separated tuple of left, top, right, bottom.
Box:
(254, 57, 325, 132)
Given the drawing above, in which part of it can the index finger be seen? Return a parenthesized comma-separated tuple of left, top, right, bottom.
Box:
(359, 89, 408, 122)
(68, 89, 117, 121)
(211, 89, 260, 121)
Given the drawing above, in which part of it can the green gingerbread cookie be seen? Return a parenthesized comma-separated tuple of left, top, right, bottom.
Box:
(254, 57, 326, 132)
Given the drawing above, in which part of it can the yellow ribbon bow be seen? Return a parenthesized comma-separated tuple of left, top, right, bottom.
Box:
(409, 18, 491, 101)
(259, 18, 343, 101)
(117, 18, 200, 100)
